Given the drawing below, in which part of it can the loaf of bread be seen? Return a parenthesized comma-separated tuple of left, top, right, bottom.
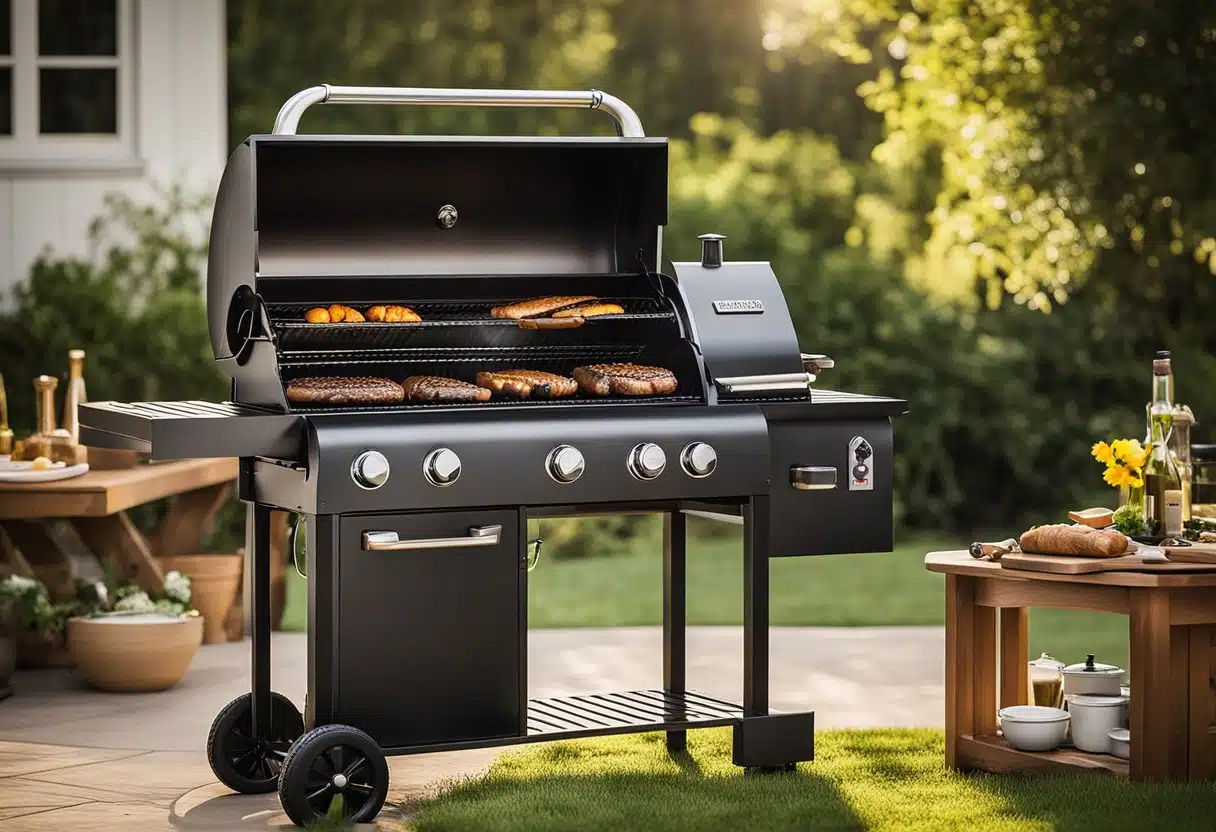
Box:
(1019, 524, 1130, 558)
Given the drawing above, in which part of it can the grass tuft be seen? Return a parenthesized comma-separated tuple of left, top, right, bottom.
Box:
(406, 728, 1216, 832)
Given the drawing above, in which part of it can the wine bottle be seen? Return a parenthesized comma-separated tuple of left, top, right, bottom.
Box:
(1145, 353, 1183, 536)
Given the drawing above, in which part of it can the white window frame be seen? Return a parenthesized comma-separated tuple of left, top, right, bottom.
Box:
(0, 0, 138, 170)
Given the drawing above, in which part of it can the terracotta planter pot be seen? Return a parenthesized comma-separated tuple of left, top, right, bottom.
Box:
(15, 629, 73, 668)
(0, 633, 15, 696)
(159, 554, 243, 644)
(67, 614, 203, 692)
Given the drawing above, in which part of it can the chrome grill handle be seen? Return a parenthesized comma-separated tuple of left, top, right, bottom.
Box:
(272, 85, 645, 138)
(362, 524, 502, 551)
(714, 372, 813, 396)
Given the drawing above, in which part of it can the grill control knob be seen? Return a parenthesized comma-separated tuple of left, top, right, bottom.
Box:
(681, 442, 717, 478)
(546, 445, 585, 484)
(423, 448, 462, 487)
(628, 443, 667, 480)
(351, 450, 390, 490)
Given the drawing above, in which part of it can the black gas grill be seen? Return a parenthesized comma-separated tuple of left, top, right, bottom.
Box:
(80, 85, 906, 827)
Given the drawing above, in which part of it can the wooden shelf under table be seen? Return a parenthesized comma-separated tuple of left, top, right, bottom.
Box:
(960, 734, 1128, 777)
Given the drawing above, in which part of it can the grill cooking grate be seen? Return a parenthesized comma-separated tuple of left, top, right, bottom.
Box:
(271, 297, 674, 351)
(287, 393, 701, 414)
(278, 344, 701, 412)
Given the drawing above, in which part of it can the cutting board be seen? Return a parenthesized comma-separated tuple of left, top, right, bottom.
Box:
(1000, 550, 1216, 574)
(1160, 543, 1216, 565)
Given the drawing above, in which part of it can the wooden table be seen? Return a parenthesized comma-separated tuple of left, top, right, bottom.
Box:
(0, 459, 238, 595)
(926, 550, 1216, 782)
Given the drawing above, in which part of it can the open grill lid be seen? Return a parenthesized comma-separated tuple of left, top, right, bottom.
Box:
(208, 85, 668, 367)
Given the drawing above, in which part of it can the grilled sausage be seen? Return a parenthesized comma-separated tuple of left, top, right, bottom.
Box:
(476, 370, 578, 399)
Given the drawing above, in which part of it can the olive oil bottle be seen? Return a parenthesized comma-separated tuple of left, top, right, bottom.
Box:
(1145, 353, 1183, 536)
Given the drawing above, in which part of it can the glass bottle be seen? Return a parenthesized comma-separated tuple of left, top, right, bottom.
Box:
(1145, 355, 1183, 536)
(1170, 404, 1194, 522)
(0, 372, 11, 456)
(62, 349, 87, 445)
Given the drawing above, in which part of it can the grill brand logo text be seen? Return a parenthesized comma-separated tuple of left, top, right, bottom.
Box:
(712, 299, 765, 314)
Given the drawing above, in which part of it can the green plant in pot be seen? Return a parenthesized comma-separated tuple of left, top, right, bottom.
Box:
(0, 573, 99, 669)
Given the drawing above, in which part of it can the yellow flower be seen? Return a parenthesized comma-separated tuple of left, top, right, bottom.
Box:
(1103, 465, 1134, 488)
(1092, 441, 1115, 465)
(1121, 439, 1149, 472)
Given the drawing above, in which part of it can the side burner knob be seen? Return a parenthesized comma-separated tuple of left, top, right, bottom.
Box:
(680, 442, 717, 478)
(423, 448, 462, 487)
(351, 450, 391, 490)
(546, 445, 585, 484)
(628, 443, 667, 480)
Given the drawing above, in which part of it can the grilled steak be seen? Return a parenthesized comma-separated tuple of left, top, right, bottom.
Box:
(552, 302, 625, 319)
(491, 296, 596, 320)
(401, 376, 492, 403)
(573, 364, 678, 397)
(286, 376, 404, 405)
(476, 370, 578, 399)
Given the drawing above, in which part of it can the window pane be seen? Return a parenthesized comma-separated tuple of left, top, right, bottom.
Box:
(39, 68, 116, 133)
(0, 67, 10, 135)
(1, 0, 10, 56)
(38, 0, 117, 56)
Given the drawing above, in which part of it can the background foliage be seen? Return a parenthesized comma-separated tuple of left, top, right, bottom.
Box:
(3, 1, 1212, 559)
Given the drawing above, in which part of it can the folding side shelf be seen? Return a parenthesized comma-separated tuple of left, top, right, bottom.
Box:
(79, 401, 305, 461)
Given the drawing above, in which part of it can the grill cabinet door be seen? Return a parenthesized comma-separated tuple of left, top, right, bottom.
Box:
(335, 510, 523, 748)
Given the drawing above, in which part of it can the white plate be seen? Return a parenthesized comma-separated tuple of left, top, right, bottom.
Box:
(0, 456, 89, 483)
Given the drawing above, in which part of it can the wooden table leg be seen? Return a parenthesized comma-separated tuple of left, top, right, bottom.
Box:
(1188, 626, 1215, 781)
(149, 482, 232, 556)
(1130, 588, 1172, 780)
(72, 513, 165, 594)
(0, 520, 76, 599)
(974, 603, 999, 737)
(945, 574, 977, 769)
(999, 607, 1029, 708)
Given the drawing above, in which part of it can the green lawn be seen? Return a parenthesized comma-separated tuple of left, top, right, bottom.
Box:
(406, 728, 1216, 831)
(281, 529, 1129, 667)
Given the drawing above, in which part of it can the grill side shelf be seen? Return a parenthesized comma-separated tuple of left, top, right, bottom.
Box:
(79, 401, 305, 461)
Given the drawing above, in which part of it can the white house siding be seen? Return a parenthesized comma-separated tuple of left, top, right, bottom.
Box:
(0, 0, 227, 297)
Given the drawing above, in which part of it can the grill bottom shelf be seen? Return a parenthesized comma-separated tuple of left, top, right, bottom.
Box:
(379, 689, 744, 756)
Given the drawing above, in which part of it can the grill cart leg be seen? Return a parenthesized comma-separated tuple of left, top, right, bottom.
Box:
(251, 503, 273, 740)
(664, 510, 687, 752)
(205, 501, 303, 794)
(733, 496, 814, 771)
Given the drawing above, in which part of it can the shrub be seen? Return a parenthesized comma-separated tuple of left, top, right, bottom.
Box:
(0, 187, 244, 552)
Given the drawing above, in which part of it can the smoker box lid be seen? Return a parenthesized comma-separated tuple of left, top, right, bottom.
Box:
(245, 134, 669, 279)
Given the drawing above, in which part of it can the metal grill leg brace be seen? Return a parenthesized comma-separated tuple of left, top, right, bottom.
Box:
(733, 496, 816, 770)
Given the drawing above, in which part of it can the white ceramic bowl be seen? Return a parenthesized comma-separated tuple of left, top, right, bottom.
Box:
(1109, 728, 1130, 760)
(998, 706, 1070, 751)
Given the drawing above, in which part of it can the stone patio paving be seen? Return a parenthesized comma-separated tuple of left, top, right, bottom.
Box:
(0, 626, 944, 830)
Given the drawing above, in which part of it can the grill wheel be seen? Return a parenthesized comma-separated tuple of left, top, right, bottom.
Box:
(277, 724, 390, 826)
(206, 692, 304, 794)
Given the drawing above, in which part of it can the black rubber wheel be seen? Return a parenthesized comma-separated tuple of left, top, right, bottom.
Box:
(207, 692, 304, 794)
(278, 724, 389, 827)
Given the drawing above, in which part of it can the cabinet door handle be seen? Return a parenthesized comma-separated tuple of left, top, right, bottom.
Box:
(362, 524, 502, 551)
(790, 466, 837, 491)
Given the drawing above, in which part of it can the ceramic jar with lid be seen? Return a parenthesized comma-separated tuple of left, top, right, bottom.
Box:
(1062, 653, 1124, 696)
(1067, 694, 1129, 753)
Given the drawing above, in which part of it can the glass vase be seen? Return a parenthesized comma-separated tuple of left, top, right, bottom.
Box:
(1120, 483, 1146, 513)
